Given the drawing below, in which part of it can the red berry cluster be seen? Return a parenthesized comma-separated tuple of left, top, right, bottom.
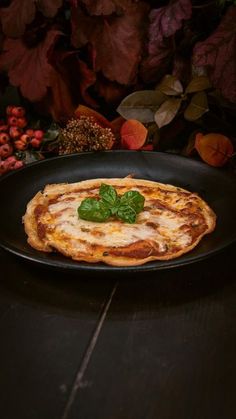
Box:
(0, 106, 44, 175)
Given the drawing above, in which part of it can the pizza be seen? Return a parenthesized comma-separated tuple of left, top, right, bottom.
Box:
(23, 178, 216, 266)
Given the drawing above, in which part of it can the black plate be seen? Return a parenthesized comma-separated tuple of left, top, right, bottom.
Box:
(0, 151, 236, 272)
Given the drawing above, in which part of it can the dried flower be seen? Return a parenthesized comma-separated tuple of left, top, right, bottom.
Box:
(59, 116, 115, 155)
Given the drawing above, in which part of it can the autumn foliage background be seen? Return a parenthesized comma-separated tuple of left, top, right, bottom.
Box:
(0, 0, 236, 164)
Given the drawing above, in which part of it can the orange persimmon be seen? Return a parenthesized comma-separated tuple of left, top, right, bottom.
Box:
(195, 132, 234, 167)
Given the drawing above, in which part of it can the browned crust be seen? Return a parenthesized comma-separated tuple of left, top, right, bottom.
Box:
(23, 178, 217, 266)
(23, 192, 52, 252)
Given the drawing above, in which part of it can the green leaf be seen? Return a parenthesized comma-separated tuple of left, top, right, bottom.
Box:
(42, 122, 60, 144)
(154, 98, 182, 128)
(184, 92, 209, 121)
(99, 184, 119, 207)
(117, 90, 167, 123)
(156, 75, 183, 96)
(78, 198, 110, 222)
(185, 76, 212, 94)
(78, 184, 145, 224)
(21, 150, 44, 163)
(120, 190, 145, 213)
(117, 205, 137, 224)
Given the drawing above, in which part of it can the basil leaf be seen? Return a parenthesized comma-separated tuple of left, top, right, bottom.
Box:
(110, 199, 121, 215)
(99, 184, 118, 207)
(78, 184, 145, 224)
(78, 198, 110, 222)
(120, 190, 145, 213)
(117, 205, 137, 223)
(99, 183, 121, 215)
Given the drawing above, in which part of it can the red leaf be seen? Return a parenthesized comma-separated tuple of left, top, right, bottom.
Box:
(38, 0, 63, 18)
(0, 0, 62, 37)
(0, 0, 36, 37)
(141, 0, 192, 83)
(0, 30, 62, 102)
(95, 75, 128, 104)
(77, 59, 98, 108)
(47, 68, 75, 123)
(193, 6, 236, 103)
(81, 0, 125, 15)
(71, 1, 149, 85)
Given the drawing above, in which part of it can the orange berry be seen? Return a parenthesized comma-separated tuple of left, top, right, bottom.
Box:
(26, 129, 34, 137)
(20, 134, 30, 144)
(11, 106, 25, 117)
(4, 156, 17, 171)
(0, 143, 13, 158)
(31, 138, 41, 148)
(8, 116, 18, 126)
(9, 126, 22, 139)
(0, 133, 10, 145)
(34, 129, 44, 139)
(0, 161, 7, 175)
(6, 106, 14, 116)
(14, 160, 24, 170)
(5, 156, 17, 164)
(14, 140, 27, 150)
(17, 117, 27, 128)
(0, 125, 9, 132)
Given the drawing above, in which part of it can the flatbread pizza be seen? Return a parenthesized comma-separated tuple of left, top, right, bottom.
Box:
(23, 178, 216, 266)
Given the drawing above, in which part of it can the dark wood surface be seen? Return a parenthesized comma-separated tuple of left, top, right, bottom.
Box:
(0, 243, 236, 419)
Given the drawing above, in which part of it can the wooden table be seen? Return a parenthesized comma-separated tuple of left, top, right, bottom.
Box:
(0, 244, 235, 419)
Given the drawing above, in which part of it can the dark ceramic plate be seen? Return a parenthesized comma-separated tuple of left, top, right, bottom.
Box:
(0, 151, 236, 272)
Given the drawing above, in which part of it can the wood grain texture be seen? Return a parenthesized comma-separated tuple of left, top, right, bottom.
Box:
(0, 249, 116, 419)
(67, 244, 236, 419)
(0, 244, 236, 419)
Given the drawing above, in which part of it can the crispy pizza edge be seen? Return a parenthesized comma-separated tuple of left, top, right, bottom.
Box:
(23, 190, 52, 252)
(23, 179, 217, 266)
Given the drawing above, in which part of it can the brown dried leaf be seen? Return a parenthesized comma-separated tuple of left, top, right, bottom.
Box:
(71, 1, 149, 85)
(0, 0, 36, 37)
(182, 131, 199, 157)
(0, 0, 62, 37)
(185, 76, 211, 94)
(81, 0, 126, 15)
(184, 92, 208, 121)
(154, 98, 182, 128)
(141, 0, 192, 83)
(117, 90, 167, 123)
(38, 0, 63, 18)
(77, 59, 97, 108)
(156, 75, 183, 96)
(48, 68, 75, 123)
(193, 6, 236, 103)
(0, 30, 62, 101)
(95, 76, 128, 105)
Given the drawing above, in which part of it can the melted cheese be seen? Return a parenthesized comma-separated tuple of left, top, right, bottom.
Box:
(46, 193, 192, 250)
(24, 177, 216, 265)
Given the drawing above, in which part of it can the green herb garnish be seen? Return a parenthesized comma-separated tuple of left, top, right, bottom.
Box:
(77, 184, 145, 224)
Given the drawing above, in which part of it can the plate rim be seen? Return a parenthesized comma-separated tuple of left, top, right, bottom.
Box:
(0, 150, 236, 273)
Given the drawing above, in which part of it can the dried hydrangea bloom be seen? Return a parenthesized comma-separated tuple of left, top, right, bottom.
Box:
(59, 116, 115, 154)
